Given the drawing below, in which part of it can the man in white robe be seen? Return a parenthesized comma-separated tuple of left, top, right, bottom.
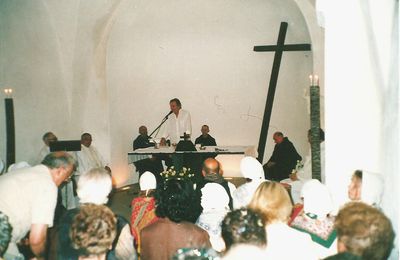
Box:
(36, 132, 57, 164)
(75, 133, 109, 180)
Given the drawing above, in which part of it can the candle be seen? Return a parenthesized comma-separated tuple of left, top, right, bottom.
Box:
(309, 75, 313, 86)
(4, 88, 13, 98)
(314, 75, 319, 86)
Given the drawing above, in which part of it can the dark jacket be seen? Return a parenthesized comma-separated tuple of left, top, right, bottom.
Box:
(267, 137, 302, 179)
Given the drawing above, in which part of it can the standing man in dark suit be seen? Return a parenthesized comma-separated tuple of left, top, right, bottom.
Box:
(263, 131, 302, 181)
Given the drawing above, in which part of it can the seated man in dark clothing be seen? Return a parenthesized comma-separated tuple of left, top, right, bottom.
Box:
(197, 158, 235, 210)
(263, 131, 302, 181)
(195, 125, 217, 147)
(133, 125, 154, 150)
(132, 126, 164, 176)
(195, 125, 217, 162)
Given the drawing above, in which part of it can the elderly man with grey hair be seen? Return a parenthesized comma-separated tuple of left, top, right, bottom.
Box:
(57, 168, 137, 260)
(0, 152, 76, 260)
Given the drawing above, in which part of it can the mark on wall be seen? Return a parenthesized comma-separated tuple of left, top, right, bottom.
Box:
(214, 95, 226, 113)
(240, 106, 262, 121)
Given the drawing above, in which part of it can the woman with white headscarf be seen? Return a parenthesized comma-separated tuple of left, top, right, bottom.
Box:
(196, 182, 230, 252)
(131, 171, 159, 252)
(348, 169, 384, 207)
(232, 156, 266, 209)
(289, 179, 337, 259)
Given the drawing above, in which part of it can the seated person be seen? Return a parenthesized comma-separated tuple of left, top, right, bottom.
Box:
(289, 180, 337, 259)
(196, 183, 230, 252)
(58, 168, 136, 260)
(36, 131, 58, 164)
(232, 156, 266, 209)
(263, 132, 302, 181)
(194, 125, 217, 162)
(75, 133, 111, 180)
(70, 204, 117, 260)
(195, 125, 217, 146)
(132, 126, 164, 176)
(197, 158, 236, 210)
(324, 202, 395, 260)
(249, 181, 319, 260)
(140, 179, 211, 259)
(221, 208, 266, 251)
(133, 126, 154, 150)
(131, 172, 159, 252)
(281, 128, 325, 204)
(347, 169, 384, 207)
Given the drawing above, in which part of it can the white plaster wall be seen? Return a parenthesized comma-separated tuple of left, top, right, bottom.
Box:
(324, 0, 399, 258)
(0, 0, 314, 185)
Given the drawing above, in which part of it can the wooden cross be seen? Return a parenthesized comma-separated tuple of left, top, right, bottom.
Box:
(255, 22, 311, 163)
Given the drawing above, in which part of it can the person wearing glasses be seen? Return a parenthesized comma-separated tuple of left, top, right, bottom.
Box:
(0, 152, 76, 260)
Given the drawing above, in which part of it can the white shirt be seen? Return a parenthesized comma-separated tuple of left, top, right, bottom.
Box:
(75, 145, 105, 176)
(36, 145, 50, 164)
(0, 165, 57, 242)
(265, 222, 319, 260)
(162, 109, 192, 144)
(232, 181, 264, 209)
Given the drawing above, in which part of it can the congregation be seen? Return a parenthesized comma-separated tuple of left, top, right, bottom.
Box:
(0, 98, 395, 260)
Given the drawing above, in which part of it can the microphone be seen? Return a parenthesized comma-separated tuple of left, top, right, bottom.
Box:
(164, 110, 173, 119)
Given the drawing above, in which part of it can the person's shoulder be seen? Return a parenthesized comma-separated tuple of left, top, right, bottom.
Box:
(227, 181, 237, 193)
(324, 252, 363, 260)
(142, 218, 163, 231)
(184, 221, 210, 234)
(181, 109, 191, 116)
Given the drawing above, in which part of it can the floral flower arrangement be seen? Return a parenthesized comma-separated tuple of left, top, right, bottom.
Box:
(291, 160, 304, 174)
(160, 166, 195, 182)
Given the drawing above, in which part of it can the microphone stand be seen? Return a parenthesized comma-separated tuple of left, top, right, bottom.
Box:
(149, 113, 171, 138)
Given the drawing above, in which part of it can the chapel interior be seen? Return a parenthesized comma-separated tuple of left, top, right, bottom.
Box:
(0, 0, 398, 258)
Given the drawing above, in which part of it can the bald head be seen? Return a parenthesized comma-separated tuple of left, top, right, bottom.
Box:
(273, 132, 284, 144)
(202, 158, 222, 176)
